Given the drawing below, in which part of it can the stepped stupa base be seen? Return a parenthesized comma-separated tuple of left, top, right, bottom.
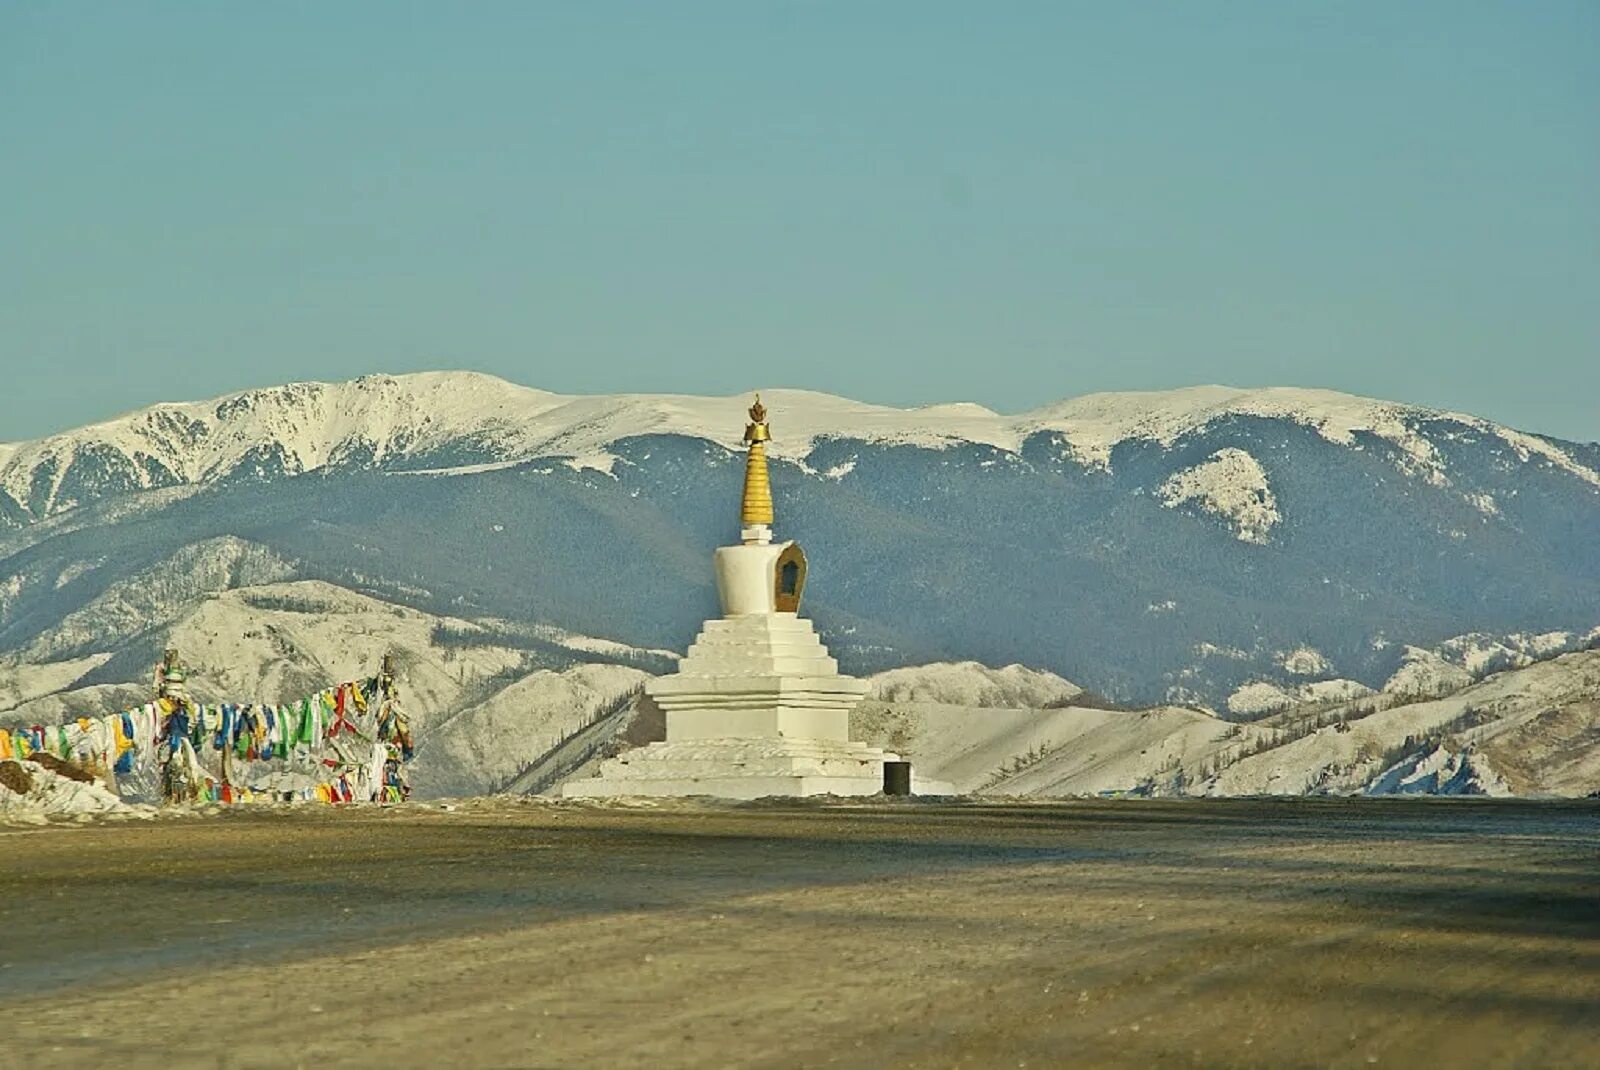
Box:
(559, 737, 951, 799)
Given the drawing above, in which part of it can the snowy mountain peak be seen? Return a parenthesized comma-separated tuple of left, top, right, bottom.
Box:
(2, 372, 1595, 525)
(1025, 384, 1597, 480)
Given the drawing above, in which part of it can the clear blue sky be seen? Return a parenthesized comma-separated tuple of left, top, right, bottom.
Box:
(3, 2, 1596, 442)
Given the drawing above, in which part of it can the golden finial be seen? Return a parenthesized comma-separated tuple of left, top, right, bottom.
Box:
(744, 392, 769, 444)
(740, 392, 774, 529)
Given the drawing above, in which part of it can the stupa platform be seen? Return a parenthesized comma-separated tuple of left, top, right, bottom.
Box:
(559, 737, 901, 799)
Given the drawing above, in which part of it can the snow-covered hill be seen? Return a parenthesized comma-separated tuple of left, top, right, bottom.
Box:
(410, 664, 649, 797)
(1200, 651, 1600, 797)
(1216, 628, 1600, 717)
(851, 697, 1219, 795)
(848, 651, 1600, 798)
(866, 661, 1081, 709)
(0, 576, 647, 726)
(0, 575, 673, 797)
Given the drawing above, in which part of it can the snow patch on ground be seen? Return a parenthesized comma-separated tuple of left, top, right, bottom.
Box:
(560, 453, 620, 477)
(1158, 448, 1279, 544)
(1296, 679, 1375, 704)
(0, 760, 134, 824)
(1384, 647, 1475, 699)
(1279, 646, 1332, 676)
(1365, 746, 1511, 797)
(1226, 676, 1375, 717)
(1227, 681, 1297, 716)
(1431, 630, 1592, 678)
(1490, 426, 1600, 488)
(1194, 642, 1250, 660)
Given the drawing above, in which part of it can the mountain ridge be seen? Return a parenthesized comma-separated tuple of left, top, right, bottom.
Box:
(5, 371, 1596, 527)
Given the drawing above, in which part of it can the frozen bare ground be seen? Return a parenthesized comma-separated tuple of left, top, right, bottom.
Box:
(1, 797, 1595, 1069)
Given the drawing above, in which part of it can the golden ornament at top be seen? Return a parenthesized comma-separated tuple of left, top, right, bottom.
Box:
(744, 394, 770, 444)
(740, 392, 774, 526)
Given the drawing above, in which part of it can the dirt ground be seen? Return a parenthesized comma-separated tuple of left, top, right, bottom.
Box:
(1, 796, 1596, 1069)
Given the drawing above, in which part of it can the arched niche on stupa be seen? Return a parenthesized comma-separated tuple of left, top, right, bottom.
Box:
(774, 543, 807, 613)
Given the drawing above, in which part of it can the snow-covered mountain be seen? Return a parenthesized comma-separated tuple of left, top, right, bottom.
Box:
(4, 372, 1596, 525)
(2, 371, 1597, 708)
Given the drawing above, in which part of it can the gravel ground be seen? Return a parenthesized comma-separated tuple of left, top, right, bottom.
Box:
(1, 796, 1596, 1069)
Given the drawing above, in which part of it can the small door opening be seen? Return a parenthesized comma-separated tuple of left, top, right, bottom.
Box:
(773, 542, 807, 612)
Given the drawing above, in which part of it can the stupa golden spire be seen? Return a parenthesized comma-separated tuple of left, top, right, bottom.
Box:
(740, 393, 774, 529)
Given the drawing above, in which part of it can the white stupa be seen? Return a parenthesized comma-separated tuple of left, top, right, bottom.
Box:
(562, 395, 943, 799)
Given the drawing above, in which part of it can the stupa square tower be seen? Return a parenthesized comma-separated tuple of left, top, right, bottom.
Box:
(562, 395, 937, 798)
